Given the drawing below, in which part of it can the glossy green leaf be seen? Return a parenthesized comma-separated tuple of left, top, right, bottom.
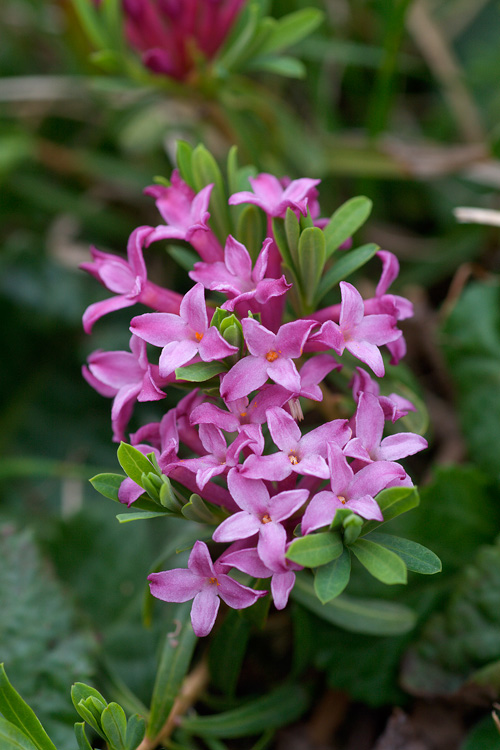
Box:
(216, 3, 260, 72)
(101, 703, 127, 750)
(116, 511, 169, 523)
(181, 494, 219, 524)
(74, 722, 93, 750)
(236, 204, 265, 262)
(324, 196, 373, 258)
(176, 141, 195, 189)
(175, 362, 227, 382)
(89, 473, 126, 502)
(271, 218, 294, 270)
(124, 715, 146, 750)
(365, 533, 441, 575)
(180, 684, 309, 738)
(298, 227, 326, 306)
(248, 56, 305, 78)
(117, 443, 153, 487)
(208, 610, 252, 696)
(361, 485, 420, 535)
(315, 243, 378, 303)
(284, 208, 300, 268)
(286, 531, 342, 568)
(350, 539, 407, 585)
(0, 717, 39, 750)
(291, 573, 416, 635)
(71, 684, 107, 715)
(191, 145, 230, 243)
(0, 665, 57, 750)
(255, 9, 323, 56)
(146, 602, 198, 739)
(314, 548, 351, 603)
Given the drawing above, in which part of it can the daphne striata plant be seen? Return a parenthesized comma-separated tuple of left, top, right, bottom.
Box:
(83, 142, 439, 643)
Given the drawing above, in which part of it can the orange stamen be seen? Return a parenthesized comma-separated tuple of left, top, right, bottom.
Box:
(266, 350, 279, 362)
(209, 577, 220, 586)
(337, 495, 346, 505)
(261, 513, 272, 524)
(195, 331, 204, 341)
(289, 452, 299, 465)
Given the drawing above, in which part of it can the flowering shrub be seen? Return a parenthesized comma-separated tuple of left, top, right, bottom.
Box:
(84, 142, 438, 640)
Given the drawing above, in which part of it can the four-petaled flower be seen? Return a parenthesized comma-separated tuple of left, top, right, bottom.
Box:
(229, 173, 320, 219)
(148, 541, 266, 637)
(130, 282, 237, 376)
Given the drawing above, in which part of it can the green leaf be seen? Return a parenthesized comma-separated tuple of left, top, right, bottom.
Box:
(365, 533, 441, 575)
(208, 610, 252, 696)
(0, 717, 39, 750)
(284, 208, 300, 268)
(176, 141, 195, 189)
(461, 715, 500, 750)
(271, 218, 294, 270)
(315, 243, 378, 303)
(117, 443, 154, 487)
(248, 56, 305, 78)
(324, 196, 373, 258)
(361, 485, 420, 535)
(71, 684, 107, 715)
(181, 494, 219, 524)
(216, 3, 260, 73)
(167, 244, 198, 272)
(89, 473, 126, 502)
(116, 511, 169, 523)
(286, 532, 343, 568)
(291, 573, 416, 635)
(101, 703, 127, 750)
(442, 281, 500, 479)
(180, 684, 309, 738)
(74, 723, 93, 750)
(125, 715, 146, 750)
(191, 145, 230, 243)
(254, 8, 323, 56)
(175, 362, 227, 382)
(71, 0, 108, 48)
(0, 665, 57, 750)
(350, 539, 407, 585)
(314, 548, 351, 603)
(298, 227, 326, 307)
(401, 538, 500, 696)
(146, 603, 198, 739)
(236, 204, 265, 263)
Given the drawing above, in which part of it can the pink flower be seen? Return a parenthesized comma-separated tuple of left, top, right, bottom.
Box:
(121, 0, 246, 82)
(213, 473, 308, 570)
(229, 174, 320, 219)
(81, 226, 182, 333)
(145, 171, 223, 262)
(189, 235, 291, 313)
(130, 283, 237, 376)
(308, 281, 401, 377)
(82, 335, 168, 442)
(350, 367, 416, 423)
(148, 541, 266, 637)
(220, 317, 316, 401)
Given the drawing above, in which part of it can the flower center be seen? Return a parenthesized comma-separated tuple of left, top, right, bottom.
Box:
(266, 350, 279, 362)
(337, 495, 347, 505)
(261, 513, 272, 524)
(288, 451, 299, 465)
(209, 577, 220, 586)
(195, 331, 204, 342)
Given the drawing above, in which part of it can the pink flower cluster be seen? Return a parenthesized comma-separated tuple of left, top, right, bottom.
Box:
(82, 164, 426, 637)
(95, 0, 246, 81)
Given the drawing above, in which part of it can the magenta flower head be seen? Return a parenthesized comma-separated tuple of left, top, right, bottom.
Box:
(81, 226, 182, 333)
(121, 0, 246, 81)
(229, 173, 320, 219)
(220, 317, 316, 401)
(130, 282, 237, 377)
(148, 540, 266, 637)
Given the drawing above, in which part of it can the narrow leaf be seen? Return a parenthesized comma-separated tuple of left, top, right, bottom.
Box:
(298, 227, 326, 307)
(350, 539, 407, 585)
(147, 603, 198, 739)
(125, 715, 146, 750)
(286, 532, 342, 568)
(168, 245, 198, 272)
(116, 511, 169, 523)
(324, 196, 373, 258)
(255, 9, 323, 56)
(191, 145, 230, 243)
(117, 443, 154, 487)
(291, 573, 416, 635)
(101, 703, 127, 750)
(314, 548, 351, 603)
(365, 533, 441, 575)
(236, 204, 265, 263)
(176, 141, 195, 189)
(0, 717, 39, 750)
(74, 723, 93, 750)
(315, 243, 378, 303)
(248, 56, 305, 78)
(89, 473, 126, 502)
(362, 485, 420, 535)
(0, 665, 57, 750)
(208, 610, 252, 696)
(175, 362, 227, 382)
(180, 684, 309, 738)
